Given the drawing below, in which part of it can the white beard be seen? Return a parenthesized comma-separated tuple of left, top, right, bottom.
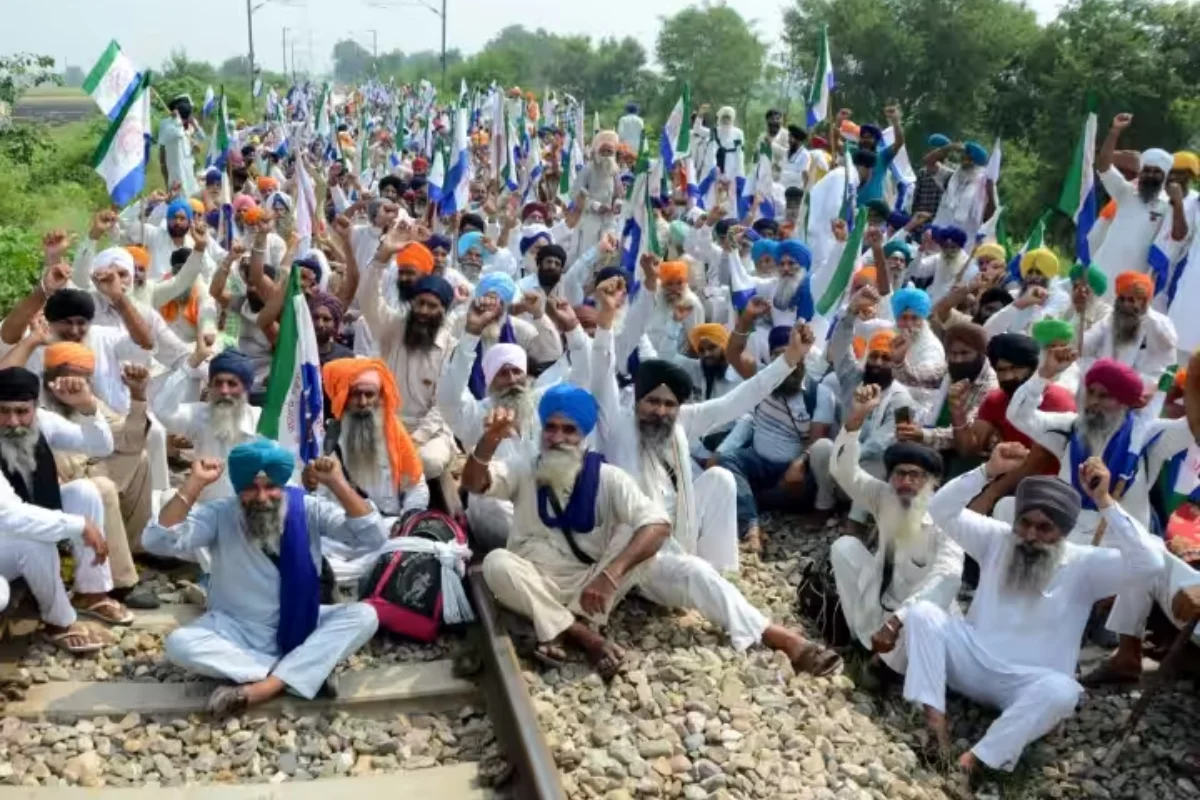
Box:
(535, 443, 585, 506)
(0, 424, 40, 484)
(594, 156, 619, 177)
(342, 408, 384, 483)
(773, 273, 804, 312)
(1002, 535, 1065, 596)
(491, 383, 536, 434)
(209, 396, 248, 443)
(243, 494, 287, 556)
(877, 486, 933, 553)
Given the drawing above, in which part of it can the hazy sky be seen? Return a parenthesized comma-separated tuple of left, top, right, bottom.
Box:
(4, 0, 1067, 77)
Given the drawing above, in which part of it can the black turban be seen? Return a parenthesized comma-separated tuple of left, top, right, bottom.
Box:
(412, 275, 453, 308)
(980, 287, 1014, 309)
(170, 247, 192, 273)
(44, 289, 95, 323)
(986, 332, 1040, 370)
(0, 367, 41, 402)
(883, 442, 943, 477)
(594, 266, 627, 287)
(635, 359, 693, 402)
(378, 175, 405, 196)
(1014, 476, 1081, 535)
(752, 218, 779, 237)
(459, 212, 486, 234)
(536, 244, 568, 267)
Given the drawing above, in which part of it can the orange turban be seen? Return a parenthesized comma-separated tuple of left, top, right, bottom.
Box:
(1175, 368, 1188, 391)
(1115, 271, 1153, 298)
(124, 246, 150, 268)
(396, 243, 435, 275)
(851, 267, 877, 290)
(43, 342, 95, 372)
(243, 207, 264, 225)
(321, 358, 423, 490)
(852, 337, 866, 359)
(688, 323, 730, 352)
(188, 198, 205, 215)
(257, 176, 279, 194)
(659, 261, 689, 283)
(867, 330, 896, 354)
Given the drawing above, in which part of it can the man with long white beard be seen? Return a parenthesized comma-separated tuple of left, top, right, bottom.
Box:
(572, 131, 622, 260)
(591, 285, 813, 574)
(1059, 262, 1111, 335)
(313, 358, 429, 582)
(909, 444, 1162, 784)
(153, 350, 263, 504)
(144, 441, 385, 715)
(889, 287, 947, 415)
(0, 366, 132, 631)
(643, 260, 705, 359)
(472, 385, 842, 678)
(713, 107, 745, 196)
(438, 298, 590, 549)
(831, 383, 963, 675)
(924, 140, 994, 244)
(359, 232, 459, 480)
(1080, 271, 1177, 396)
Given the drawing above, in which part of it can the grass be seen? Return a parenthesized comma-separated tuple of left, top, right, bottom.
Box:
(22, 85, 87, 99)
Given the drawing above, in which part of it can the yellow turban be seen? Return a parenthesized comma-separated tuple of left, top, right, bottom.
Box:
(1174, 152, 1199, 178)
(974, 242, 1006, 264)
(1019, 247, 1059, 279)
(44, 342, 96, 372)
(659, 261, 689, 283)
(688, 323, 730, 352)
(187, 198, 205, 215)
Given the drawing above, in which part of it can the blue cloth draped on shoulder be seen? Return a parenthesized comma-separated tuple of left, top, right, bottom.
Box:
(468, 320, 516, 399)
(537, 451, 606, 533)
(276, 486, 320, 655)
(1068, 412, 1160, 511)
(227, 438, 295, 493)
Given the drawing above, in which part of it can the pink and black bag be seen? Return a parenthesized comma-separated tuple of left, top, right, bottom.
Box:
(362, 510, 474, 642)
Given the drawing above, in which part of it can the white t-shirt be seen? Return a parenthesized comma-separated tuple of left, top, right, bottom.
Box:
(1092, 166, 1169, 296)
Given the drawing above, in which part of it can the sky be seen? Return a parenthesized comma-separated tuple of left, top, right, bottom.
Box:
(3, 0, 1067, 78)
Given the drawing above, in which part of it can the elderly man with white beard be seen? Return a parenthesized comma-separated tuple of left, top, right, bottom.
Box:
(439, 296, 591, 547)
(643, 260, 706, 359)
(144, 441, 385, 715)
(590, 283, 814, 574)
(471, 385, 842, 678)
(572, 131, 623, 260)
(830, 383, 964, 676)
(1080, 271, 1177, 397)
(907, 443, 1162, 785)
(0, 367, 132, 638)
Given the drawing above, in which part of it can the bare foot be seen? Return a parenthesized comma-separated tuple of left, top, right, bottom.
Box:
(741, 525, 764, 553)
(562, 622, 625, 680)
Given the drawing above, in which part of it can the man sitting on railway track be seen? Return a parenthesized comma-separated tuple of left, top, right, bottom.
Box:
(142, 439, 386, 715)
(469, 384, 842, 679)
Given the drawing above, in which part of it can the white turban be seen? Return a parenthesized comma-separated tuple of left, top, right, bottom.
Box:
(482, 343, 527, 387)
(592, 130, 619, 153)
(717, 106, 736, 123)
(92, 247, 135, 276)
(1141, 148, 1174, 174)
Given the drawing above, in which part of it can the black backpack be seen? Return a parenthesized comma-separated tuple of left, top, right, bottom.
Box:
(794, 552, 853, 648)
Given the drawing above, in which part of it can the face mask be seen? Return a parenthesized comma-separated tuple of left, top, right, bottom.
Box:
(999, 378, 1026, 397)
(862, 365, 893, 389)
(947, 356, 985, 383)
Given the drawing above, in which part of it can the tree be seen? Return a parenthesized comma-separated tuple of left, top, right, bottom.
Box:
(656, 1, 765, 116)
(62, 66, 84, 88)
(332, 40, 374, 84)
(0, 53, 59, 105)
(219, 55, 253, 81)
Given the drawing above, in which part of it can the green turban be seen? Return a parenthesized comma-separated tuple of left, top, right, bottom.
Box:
(1031, 318, 1075, 347)
(1068, 262, 1107, 296)
(883, 240, 914, 264)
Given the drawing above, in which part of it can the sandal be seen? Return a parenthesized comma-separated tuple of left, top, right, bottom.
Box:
(75, 597, 135, 625)
(791, 641, 843, 678)
(532, 642, 568, 669)
(206, 685, 250, 718)
(1079, 659, 1142, 688)
(585, 642, 625, 681)
(44, 624, 104, 655)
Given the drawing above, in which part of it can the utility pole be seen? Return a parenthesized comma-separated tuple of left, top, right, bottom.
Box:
(368, 29, 378, 58)
(440, 0, 446, 92)
(291, 41, 297, 82)
(246, 0, 257, 111)
(282, 27, 290, 75)
(365, 1, 446, 90)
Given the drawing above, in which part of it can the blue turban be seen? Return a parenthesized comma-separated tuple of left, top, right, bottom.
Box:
(412, 275, 453, 308)
(883, 240, 915, 264)
(767, 326, 792, 353)
(891, 287, 932, 319)
(227, 439, 295, 493)
(860, 124, 884, 143)
(928, 134, 951, 148)
(625, 102, 640, 114)
(209, 348, 255, 390)
(777, 240, 812, 268)
(519, 231, 552, 256)
(538, 383, 598, 436)
(205, 209, 220, 228)
(424, 234, 452, 253)
(964, 140, 988, 166)
(935, 225, 968, 248)
(750, 239, 779, 264)
(475, 272, 518, 305)
(294, 255, 322, 281)
(887, 210, 911, 230)
(166, 198, 193, 222)
(204, 167, 222, 186)
(457, 231, 486, 259)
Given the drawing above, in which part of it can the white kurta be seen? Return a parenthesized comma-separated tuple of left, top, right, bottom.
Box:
(1092, 167, 1170, 299)
(910, 467, 1162, 770)
(1079, 309, 1178, 393)
(143, 494, 387, 699)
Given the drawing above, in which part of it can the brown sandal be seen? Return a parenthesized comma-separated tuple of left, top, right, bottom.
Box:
(75, 597, 134, 625)
(206, 685, 250, 717)
(791, 641, 843, 677)
(45, 624, 103, 655)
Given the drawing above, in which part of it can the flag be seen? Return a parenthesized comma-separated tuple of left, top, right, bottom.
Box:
(91, 70, 151, 207)
(741, 138, 775, 219)
(258, 268, 324, 463)
(294, 154, 317, 254)
(82, 40, 141, 121)
(1006, 209, 1051, 284)
(839, 140, 858, 227)
(489, 91, 510, 186)
(728, 247, 759, 310)
(660, 84, 691, 171)
(440, 81, 471, 215)
(217, 168, 235, 253)
(1057, 110, 1098, 266)
(202, 85, 215, 118)
(427, 146, 446, 205)
(805, 27, 835, 129)
(816, 207, 869, 315)
(204, 90, 232, 170)
(619, 144, 660, 292)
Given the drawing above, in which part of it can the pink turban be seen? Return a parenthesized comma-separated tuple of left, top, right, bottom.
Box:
(233, 195, 257, 213)
(1085, 358, 1143, 407)
(481, 343, 527, 387)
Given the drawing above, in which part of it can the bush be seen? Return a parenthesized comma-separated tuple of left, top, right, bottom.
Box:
(0, 226, 44, 315)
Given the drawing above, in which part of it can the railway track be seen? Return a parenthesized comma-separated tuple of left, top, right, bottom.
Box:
(0, 567, 565, 800)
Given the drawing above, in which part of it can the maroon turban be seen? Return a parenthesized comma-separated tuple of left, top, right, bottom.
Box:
(1084, 358, 1143, 407)
(307, 291, 344, 327)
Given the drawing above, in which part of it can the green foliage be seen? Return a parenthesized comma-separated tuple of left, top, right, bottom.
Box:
(0, 52, 60, 105)
(656, 2, 765, 116)
(0, 226, 44, 317)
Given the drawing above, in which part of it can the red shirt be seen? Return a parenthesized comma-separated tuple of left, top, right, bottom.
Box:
(976, 384, 1077, 474)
